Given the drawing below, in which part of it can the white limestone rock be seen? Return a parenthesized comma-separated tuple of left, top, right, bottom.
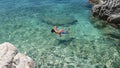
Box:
(0, 42, 35, 68)
(0, 42, 18, 68)
(12, 53, 35, 68)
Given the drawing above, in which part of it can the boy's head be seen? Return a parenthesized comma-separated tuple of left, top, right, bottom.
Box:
(51, 29, 55, 33)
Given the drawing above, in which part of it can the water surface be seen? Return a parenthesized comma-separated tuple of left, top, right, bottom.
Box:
(0, 0, 120, 68)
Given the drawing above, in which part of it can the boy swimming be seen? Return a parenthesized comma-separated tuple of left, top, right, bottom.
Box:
(51, 25, 69, 37)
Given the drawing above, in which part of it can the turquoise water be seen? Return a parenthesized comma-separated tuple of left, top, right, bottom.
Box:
(0, 0, 120, 68)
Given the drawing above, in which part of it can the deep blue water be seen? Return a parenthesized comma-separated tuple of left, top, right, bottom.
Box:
(0, 0, 120, 68)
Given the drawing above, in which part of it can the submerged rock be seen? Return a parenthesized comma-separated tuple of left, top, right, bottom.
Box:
(42, 14, 78, 26)
(0, 42, 35, 68)
(90, 0, 120, 28)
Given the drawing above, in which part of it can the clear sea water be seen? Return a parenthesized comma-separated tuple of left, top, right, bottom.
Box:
(0, 0, 120, 68)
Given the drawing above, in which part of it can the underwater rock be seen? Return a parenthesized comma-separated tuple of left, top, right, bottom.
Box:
(90, 0, 120, 28)
(42, 14, 78, 26)
(0, 42, 35, 68)
(104, 33, 120, 39)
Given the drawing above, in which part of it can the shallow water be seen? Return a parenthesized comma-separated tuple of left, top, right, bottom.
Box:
(0, 0, 120, 68)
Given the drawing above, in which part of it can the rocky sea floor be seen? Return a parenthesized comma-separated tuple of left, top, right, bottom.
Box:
(0, 0, 120, 68)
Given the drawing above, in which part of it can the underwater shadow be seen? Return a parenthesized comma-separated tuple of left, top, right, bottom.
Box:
(56, 37, 75, 46)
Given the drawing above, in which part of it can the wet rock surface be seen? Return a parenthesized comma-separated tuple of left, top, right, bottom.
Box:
(90, 0, 120, 28)
(0, 42, 35, 68)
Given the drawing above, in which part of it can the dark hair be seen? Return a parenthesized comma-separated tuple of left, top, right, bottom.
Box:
(51, 29, 55, 33)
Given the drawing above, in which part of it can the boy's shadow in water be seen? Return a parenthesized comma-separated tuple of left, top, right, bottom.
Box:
(55, 37, 75, 46)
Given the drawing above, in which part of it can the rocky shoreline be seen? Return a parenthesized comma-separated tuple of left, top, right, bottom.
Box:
(89, 0, 120, 28)
(0, 42, 35, 68)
